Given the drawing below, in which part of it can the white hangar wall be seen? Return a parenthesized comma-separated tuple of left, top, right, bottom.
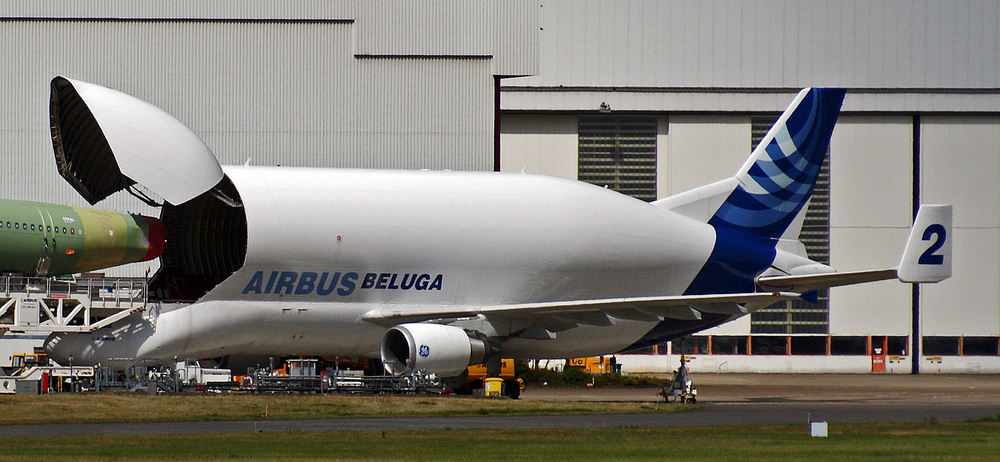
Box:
(502, 0, 1000, 116)
(499, 0, 1000, 344)
(508, 0, 1000, 90)
(827, 116, 914, 337)
(0, 1, 538, 211)
(500, 114, 578, 179)
(920, 117, 1000, 337)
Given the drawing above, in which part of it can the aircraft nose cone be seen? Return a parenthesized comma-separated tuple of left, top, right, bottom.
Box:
(139, 215, 165, 261)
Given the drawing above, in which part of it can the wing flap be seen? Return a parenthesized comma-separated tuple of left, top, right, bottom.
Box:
(604, 309, 664, 322)
(553, 311, 615, 327)
(636, 306, 702, 320)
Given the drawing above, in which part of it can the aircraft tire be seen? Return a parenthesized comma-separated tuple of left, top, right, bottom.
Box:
(503, 379, 520, 399)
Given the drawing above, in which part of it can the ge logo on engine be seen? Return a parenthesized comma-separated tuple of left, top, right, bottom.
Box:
(419, 345, 430, 357)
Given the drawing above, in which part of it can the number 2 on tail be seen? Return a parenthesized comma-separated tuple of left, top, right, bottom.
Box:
(918, 224, 946, 265)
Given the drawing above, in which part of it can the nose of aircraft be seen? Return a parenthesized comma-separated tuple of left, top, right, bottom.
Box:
(138, 215, 165, 261)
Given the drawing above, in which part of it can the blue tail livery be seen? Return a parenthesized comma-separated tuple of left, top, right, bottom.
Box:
(710, 88, 845, 239)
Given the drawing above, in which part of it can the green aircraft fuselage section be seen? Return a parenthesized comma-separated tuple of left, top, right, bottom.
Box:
(0, 198, 164, 276)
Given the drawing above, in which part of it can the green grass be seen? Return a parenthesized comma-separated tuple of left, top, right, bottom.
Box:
(0, 392, 683, 425)
(1, 422, 999, 461)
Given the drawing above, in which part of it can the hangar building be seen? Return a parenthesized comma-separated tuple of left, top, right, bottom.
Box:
(1, 1, 997, 373)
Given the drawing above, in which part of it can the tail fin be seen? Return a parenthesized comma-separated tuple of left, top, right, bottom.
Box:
(898, 204, 953, 283)
(657, 88, 845, 241)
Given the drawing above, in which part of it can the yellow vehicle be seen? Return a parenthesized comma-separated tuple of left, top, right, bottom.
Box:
(458, 359, 523, 398)
(566, 356, 619, 374)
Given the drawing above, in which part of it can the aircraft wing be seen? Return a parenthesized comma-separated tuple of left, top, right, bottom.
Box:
(360, 291, 800, 331)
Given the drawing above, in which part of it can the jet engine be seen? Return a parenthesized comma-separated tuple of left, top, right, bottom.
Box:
(381, 323, 493, 377)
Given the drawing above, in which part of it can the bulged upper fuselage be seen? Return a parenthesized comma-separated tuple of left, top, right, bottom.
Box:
(213, 166, 716, 306)
(47, 166, 731, 365)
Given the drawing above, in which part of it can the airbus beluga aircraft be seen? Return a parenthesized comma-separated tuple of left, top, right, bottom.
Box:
(43, 77, 952, 378)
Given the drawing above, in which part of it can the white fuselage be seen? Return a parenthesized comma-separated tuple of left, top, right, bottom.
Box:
(49, 167, 720, 364)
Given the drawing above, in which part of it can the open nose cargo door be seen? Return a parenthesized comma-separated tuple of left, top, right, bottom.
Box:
(49, 77, 247, 302)
(49, 76, 224, 206)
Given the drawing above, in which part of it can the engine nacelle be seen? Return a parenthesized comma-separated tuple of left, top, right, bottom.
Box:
(381, 323, 491, 377)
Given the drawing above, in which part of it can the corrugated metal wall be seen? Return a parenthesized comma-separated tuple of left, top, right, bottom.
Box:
(511, 0, 1000, 89)
(0, 2, 538, 210)
(502, 0, 1000, 113)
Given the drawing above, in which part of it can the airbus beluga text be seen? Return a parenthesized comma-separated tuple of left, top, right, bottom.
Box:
(43, 78, 952, 378)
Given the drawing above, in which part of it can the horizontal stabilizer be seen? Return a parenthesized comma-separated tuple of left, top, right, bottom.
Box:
(758, 204, 953, 291)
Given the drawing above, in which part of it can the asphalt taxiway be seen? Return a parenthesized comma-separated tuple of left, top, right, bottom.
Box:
(3, 374, 999, 436)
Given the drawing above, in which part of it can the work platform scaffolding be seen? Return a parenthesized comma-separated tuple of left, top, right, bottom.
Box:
(0, 277, 444, 395)
(0, 276, 147, 335)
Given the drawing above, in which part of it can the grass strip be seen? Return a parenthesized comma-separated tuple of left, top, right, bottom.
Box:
(1, 421, 999, 461)
(0, 392, 682, 425)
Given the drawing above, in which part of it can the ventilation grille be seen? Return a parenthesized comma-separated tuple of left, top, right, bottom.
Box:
(578, 116, 657, 202)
